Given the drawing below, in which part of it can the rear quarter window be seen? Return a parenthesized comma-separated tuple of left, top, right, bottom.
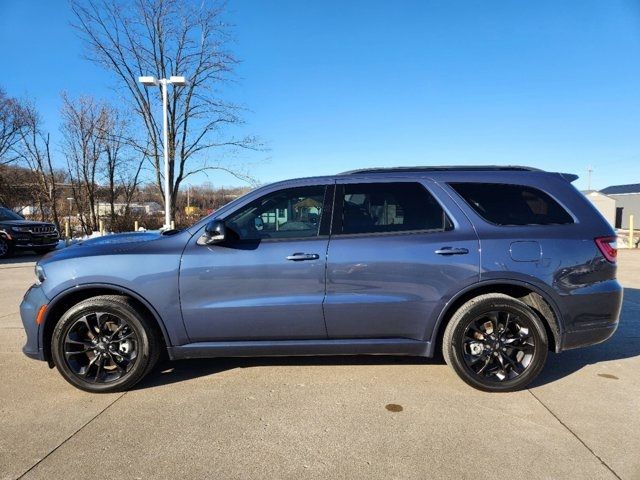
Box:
(449, 182, 574, 226)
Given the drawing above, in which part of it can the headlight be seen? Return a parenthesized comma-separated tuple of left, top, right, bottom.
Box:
(12, 226, 31, 233)
(34, 264, 46, 285)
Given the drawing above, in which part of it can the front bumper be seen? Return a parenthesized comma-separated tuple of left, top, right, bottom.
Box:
(13, 237, 59, 249)
(19, 284, 50, 361)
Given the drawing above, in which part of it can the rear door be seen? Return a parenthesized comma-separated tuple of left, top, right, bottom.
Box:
(323, 178, 480, 341)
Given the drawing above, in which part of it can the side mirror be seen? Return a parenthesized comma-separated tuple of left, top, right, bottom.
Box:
(197, 220, 227, 246)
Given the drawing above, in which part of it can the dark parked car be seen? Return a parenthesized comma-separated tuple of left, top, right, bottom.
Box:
(20, 166, 622, 393)
(0, 207, 59, 259)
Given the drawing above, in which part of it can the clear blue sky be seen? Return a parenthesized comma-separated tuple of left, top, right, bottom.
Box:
(1, 0, 639, 191)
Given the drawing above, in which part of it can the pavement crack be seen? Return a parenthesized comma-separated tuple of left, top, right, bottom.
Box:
(16, 392, 127, 479)
(528, 389, 621, 480)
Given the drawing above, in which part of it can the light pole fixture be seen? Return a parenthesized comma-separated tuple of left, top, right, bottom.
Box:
(66, 197, 74, 240)
(138, 75, 187, 229)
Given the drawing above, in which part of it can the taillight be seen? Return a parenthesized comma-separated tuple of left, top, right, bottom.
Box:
(595, 236, 617, 263)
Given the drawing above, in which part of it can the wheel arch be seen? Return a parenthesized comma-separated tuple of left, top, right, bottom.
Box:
(431, 280, 563, 355)
(40, 283, 171, 366)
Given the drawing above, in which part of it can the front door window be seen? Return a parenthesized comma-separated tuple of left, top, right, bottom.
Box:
(225, 185, 327, 240)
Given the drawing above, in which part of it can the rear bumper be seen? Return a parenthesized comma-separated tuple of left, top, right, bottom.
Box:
(562, 324, 618, 350)
(558, 279, 623, 351)
(19, 284, 49, 361)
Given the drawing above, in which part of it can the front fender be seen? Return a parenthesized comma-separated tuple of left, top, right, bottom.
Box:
(0, 229, 12, 241)
(39, 283, 175, 355)
(39, 245, 189, 347)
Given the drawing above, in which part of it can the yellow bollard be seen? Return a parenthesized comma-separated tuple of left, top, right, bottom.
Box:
(65, 220, 70, 239)
(170, 220, 175, 230)
(630, 214, 635, 249)
(99, 220, 104, 236)
(134, 220, 139, 232)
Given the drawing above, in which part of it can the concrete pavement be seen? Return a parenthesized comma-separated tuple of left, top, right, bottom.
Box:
(1, 251, 639, 479)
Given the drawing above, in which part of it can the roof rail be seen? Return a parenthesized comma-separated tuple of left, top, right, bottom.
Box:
(340, 165, 542, 175)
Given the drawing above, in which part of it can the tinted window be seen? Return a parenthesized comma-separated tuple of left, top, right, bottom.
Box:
(225, 185, 326, 240)
(449, 183, 573, 226)
(339, 182, 452, 235)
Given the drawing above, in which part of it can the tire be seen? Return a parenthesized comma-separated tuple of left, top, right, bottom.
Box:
(51, 295, 161, 393)
(442, 293, 548, 392)
(0, 237, 13, 259)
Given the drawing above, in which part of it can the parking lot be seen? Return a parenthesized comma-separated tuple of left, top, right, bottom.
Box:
(1, 252, 639, 480)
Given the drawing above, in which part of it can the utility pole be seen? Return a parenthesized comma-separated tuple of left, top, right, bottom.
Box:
(587, 165, 593, 191)
(66, 197, 73, 240)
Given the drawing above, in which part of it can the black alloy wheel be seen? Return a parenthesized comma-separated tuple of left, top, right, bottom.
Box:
(461, 310, 535, 382)
(52, 295, 160, 393)
(443, 293, 548, 392)
(62, 311, 139, 383)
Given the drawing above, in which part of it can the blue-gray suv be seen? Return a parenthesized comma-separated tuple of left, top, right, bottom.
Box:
(19, 166, 623, 392)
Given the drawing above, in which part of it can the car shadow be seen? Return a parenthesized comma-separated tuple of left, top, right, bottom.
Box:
(136, 354, 437, 390)
(135, 288, 640, 391)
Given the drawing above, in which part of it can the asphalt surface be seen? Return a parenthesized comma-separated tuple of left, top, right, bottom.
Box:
(1, 250, 639, 479)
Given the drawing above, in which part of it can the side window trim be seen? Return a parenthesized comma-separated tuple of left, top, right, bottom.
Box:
(331, 183, 345, 236)
(319, 184, 335, 237)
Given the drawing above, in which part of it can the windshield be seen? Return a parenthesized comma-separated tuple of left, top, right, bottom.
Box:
(0, 207, 23, 221)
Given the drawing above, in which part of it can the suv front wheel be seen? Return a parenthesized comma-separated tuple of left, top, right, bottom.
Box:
(0, 236, 12, 259)
(51, 295, 161, 393)
(443, 293, 548, 392)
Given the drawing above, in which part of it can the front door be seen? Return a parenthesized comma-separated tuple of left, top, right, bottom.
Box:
(179, 184, 332, 342)
(324, 179, 480, 341)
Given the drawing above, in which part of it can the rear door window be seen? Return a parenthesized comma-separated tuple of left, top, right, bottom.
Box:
(338, 182, 452, 234)
(449, 182, 573, 226)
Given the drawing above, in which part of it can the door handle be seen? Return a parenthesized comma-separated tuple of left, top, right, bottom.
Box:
(286, 253, 320, 261)
(435, 247, 469, 256)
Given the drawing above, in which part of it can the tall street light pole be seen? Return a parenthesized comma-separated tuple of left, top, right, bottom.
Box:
(138, 75, 187, 229)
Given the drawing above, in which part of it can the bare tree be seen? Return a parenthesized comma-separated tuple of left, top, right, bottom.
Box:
(16, 102, 62, 227)
(61, 93, 107, 233)
(0, 88, 29, 165)
(71, 0, 260, 219)
(0, 164, 43, 209)
(100, 106, 125, 223)
(97, 105, 147, 226)
(117, 151, 146, 220)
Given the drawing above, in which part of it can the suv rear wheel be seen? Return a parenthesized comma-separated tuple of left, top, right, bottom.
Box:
(51, 295, 161, 393)
(443, 293, 548, 392)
